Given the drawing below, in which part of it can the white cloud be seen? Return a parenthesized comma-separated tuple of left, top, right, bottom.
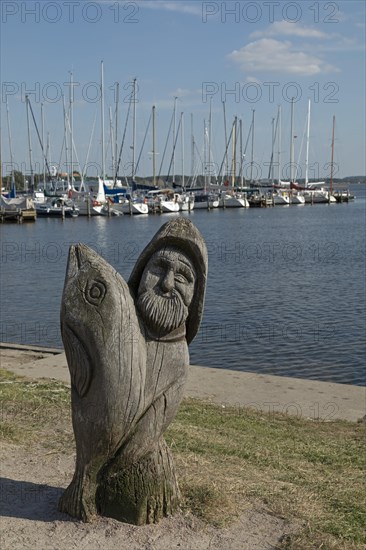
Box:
(245, 76, 262, 84)
(250, 21, 329, 40)
(138, 1, 202, 16)
(228, 39, 340, 76)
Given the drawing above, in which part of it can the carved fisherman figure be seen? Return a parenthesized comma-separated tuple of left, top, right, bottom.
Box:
(59, 218, 208, 525)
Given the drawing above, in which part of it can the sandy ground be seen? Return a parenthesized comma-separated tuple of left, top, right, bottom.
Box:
(0, 347, 299, 549)
(0, 441, 293, 550)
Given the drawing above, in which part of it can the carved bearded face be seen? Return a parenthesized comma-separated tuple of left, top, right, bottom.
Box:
(136, 246, 196, 337)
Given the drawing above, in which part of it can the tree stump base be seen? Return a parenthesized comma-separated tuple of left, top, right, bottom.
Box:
(97, 437, 180, 525)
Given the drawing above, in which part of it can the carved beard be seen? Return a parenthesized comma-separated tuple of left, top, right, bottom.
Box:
(137, 288, 189, 337)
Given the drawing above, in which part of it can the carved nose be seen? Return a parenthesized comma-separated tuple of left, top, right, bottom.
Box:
(161, 269, 175, 293)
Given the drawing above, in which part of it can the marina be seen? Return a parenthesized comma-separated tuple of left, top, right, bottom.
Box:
(0, 177, 356, 223)
(1, 183, 365, 387)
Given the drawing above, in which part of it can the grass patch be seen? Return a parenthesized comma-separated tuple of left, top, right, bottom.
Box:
(0, 367, 72, 450)
(167, 399, 366, 547)
(1, 368, 365, 548)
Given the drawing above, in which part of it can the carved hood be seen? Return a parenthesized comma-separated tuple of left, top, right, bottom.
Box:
(128, 218, 208, 345)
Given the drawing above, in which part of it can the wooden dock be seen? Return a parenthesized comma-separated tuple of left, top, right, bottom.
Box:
(0, 208, 37, 223)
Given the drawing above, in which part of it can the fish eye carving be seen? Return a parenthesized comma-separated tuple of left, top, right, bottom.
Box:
(85, 279, 107, 306)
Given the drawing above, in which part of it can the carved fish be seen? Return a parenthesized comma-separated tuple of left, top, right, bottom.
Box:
(59, 243, 146, 521)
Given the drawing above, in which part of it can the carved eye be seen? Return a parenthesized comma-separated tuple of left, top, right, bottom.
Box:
(85, 279, 106, 306)
(175, 273, 188, 284)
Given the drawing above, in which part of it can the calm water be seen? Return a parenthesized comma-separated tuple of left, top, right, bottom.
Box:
(1, 184, 365, 386)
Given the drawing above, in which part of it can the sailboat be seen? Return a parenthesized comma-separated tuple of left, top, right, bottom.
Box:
(193, 115, 219, 209)
(69, 176, 105, 215)
(219, 116, 249, 207)
(297, 100, 333, 204)
(69, 64, 109, 215)
(327, 117, 353, 203)
(273, 100, 293, 205)
(286, 98, 304, 204)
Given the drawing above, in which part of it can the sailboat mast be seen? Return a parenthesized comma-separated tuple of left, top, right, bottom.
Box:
(208, 98, 212, 187)
(132, 77, 137, 181)
(190, 113, 194, 178)
(231, 116, 237, 186)
(6, 99, 15, 189)
(305, 99, 311, 187)
(41, 103, 46, 188)
(152, 105, 156, 187)
(223, 101, 228, 183)
(172, 96, 177, 184)
(101, 62, 105, 182)
(114, 81, 119, 183)
(250, 109, 255, 182)
(69, 71, 74, 188)
(46, 133, 50, 182)
(330, 115, 335, 194)
(269, 116, 275, 183)
(62, 94, 69, 187)
(203, 119, 207, 191)
(239, 118, 243, 187)
(278, 105, 281, 184)
(181, 112, 185, 189)
(25, 95, 34, 190)
(290, 97, 294, 183)
(109, 106, 114, 177)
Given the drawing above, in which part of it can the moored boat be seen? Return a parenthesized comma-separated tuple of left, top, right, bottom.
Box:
(145, 190, 180, 213)
(35, 198, 79, 218)
(272, 190, 290, 205)
(193, 192, 219, 209)
(110, 195, 149, 215)
(333, 189, 355, 202)
(290, 192, 305, 205)
(219, 192, 249, 208)
(177, 192, 195, 212)
(0, 195, 37, 222)
(303, 187, 337, 204)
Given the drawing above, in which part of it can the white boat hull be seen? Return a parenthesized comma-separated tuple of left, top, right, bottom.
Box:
(273, 193, 290, 205)
(160, 200, 180, 213)
(194, 195, 219, 209)
(290, 193, 305, 204)
(74, 200, 104, 216)
(120, 201, 149, 215)
(178, 197, 195, 211)
(220, 195, 249, 208)
(304, 191, 337, 203)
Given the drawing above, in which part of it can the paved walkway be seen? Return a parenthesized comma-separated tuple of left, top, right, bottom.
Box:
(1, 344, 365, 422)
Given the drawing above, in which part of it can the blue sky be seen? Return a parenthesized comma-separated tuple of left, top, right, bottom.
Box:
(1, 0, 365, 181)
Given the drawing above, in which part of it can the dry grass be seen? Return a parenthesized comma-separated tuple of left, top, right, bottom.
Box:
(1, 368, 365, 548)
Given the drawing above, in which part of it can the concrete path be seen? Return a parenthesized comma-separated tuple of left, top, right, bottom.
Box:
(1, 344, 365, 422)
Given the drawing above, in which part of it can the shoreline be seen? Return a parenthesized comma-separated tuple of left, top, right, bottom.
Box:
(1, 342, 365, 423)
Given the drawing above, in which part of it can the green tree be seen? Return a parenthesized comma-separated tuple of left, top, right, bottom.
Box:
(2, 170, 25, 190)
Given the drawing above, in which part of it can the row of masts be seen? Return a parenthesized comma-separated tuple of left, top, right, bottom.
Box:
(16, 63, 258, 189)
(6, 64, 337, 191)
